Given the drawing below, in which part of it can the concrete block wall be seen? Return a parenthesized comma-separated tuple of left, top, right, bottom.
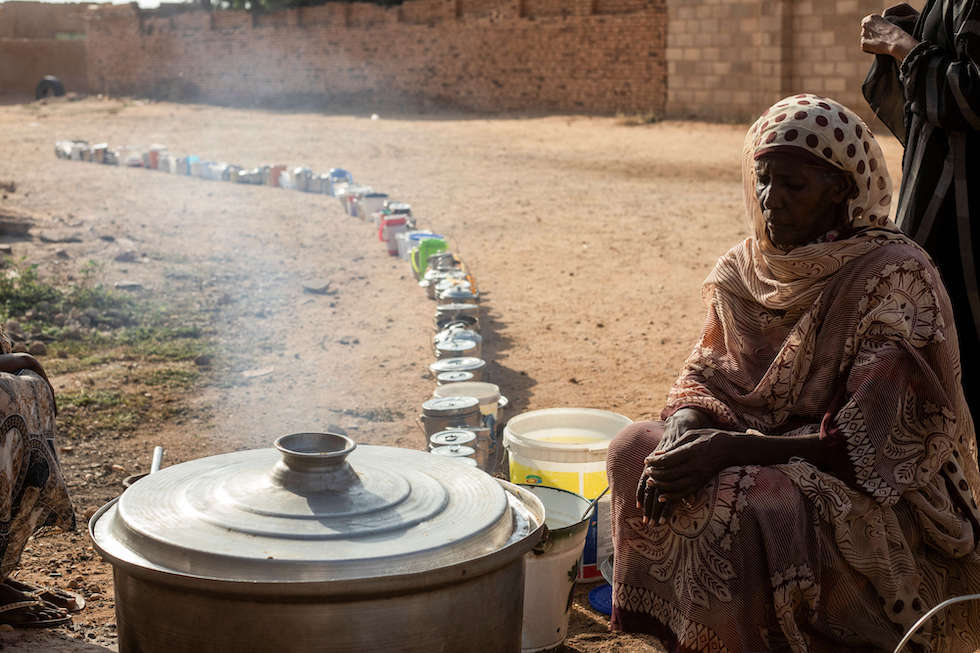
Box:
(83, 0, 669, 114)
(666, 0, 782, 122)
(665, 0, 925, 124)
(788, 0, 898, 120)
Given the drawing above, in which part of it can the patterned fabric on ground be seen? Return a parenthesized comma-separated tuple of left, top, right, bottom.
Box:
(610, 96, 980, 652)
(0, 363, 73, 578)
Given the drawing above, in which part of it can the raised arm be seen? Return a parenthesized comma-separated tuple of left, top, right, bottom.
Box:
(863, 6, 980, 131)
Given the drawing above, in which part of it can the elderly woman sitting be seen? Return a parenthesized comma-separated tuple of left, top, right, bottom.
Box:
(608, 95, 980, 652)
(0, 345, 77, 628)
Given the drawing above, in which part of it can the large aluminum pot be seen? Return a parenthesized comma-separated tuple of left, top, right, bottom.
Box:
(90, 432, 545, 653)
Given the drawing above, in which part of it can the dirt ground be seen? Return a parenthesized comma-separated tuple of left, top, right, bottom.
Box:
(0, 95, 905, 652)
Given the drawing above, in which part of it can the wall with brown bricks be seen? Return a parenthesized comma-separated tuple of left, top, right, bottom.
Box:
(3, 0, 930, 120)
(0, 1, 93, 39)
(83, 0, 669, 115)
(665, 0, 926, 124)
(0, 2, 92, 96)
(0, 38, 88, 95)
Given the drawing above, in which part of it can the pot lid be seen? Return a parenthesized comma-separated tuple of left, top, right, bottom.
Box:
(436, 340, 478, 355)
(424, 268, 465, 282)
(435, 303, 479, 313)
(439, 286, 479, 301)
(430, 357, 486, 374)
(431, 445, 476, 458)
(437, 371, 475, 384)
(430, 429, 477, 447)
(422, 395, 479, 416)
(91, 433, 536, 584)
(435, 278, 471, 292)
(434, 328, 481, 345)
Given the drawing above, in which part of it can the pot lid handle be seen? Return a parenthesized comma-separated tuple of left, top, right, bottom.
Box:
(270, 432, 358, 493)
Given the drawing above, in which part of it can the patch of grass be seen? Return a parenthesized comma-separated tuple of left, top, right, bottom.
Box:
(0, 259, 137, 329)
(329, 407, 405, 422)
(144, 367, 199, 388)
(119, 326, 211, 361)
(0, 260, 215, 440)
(58, 388, 150, 433)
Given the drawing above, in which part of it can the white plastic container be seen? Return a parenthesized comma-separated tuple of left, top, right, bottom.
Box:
(395, 230, 416, 260)
(504, 408, 631, 581)
(518, 485, 591, 652)
(70, 141, 90, 161)
(359, 192, 389, 221)
(380, 216, 408, 256)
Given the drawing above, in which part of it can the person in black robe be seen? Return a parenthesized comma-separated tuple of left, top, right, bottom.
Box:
(861, 1, 980, 424)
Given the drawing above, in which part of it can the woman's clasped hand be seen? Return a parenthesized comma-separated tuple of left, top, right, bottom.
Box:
(636, 427, 742, 524)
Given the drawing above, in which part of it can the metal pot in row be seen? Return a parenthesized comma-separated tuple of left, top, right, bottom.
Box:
(90, 432, 545, 653)
(430, 356, 486, 381)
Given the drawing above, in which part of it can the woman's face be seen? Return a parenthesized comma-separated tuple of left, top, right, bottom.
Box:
(754, 150, 853, 251)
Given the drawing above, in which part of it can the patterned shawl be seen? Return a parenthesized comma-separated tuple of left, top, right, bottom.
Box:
(732, 93, 898, 313)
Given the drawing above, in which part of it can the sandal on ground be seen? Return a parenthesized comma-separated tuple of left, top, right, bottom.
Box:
(0, 598, 71, 629)
(2, 579, 85, 613)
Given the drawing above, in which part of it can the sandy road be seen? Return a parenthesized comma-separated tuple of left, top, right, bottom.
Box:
(0, 96, 904, 651)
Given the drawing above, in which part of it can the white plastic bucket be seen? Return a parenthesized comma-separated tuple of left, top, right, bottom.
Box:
(504, 408, 631, 581)
(519, 485, 591, 652)
(359, 193, 389, 220)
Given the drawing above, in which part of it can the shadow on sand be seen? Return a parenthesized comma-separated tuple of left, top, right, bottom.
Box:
(478, 294, 536, 423)
(0, 629, 115, 652)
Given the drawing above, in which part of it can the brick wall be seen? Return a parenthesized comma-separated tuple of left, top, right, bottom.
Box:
(0, 38, 88, 95)
(83, 0, 669, 115)
(0, 1, 93, 39)
(3, 0, 930, 120)
(0, 2, 92, 96)
(666, 0, 926, 124)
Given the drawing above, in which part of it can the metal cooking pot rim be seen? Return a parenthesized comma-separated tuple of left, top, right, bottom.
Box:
(90, 438, 541, 585)
(88, 481, 545, 596)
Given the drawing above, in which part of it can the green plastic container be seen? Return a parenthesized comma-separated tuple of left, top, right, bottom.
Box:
(411, 237, 448, 279)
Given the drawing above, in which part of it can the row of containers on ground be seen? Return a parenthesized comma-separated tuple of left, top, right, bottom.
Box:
(54, 138, 632, 653)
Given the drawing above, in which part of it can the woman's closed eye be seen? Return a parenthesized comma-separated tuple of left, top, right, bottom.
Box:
(758, 175, 805, 191)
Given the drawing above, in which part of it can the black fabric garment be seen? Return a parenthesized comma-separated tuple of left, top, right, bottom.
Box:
(863, 0, 980, 423)
(926, 194, 980, 421)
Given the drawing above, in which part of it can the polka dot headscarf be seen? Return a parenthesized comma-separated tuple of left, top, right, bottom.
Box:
(743, 94, 894, 248)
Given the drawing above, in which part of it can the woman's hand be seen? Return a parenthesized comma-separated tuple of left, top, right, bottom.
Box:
(658, 407, 715, 449)
(636, 428, 742, 524)
(635, 408, 717, 523)
(861, 13, 920, 62)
